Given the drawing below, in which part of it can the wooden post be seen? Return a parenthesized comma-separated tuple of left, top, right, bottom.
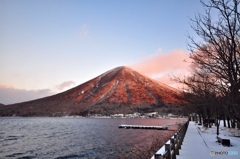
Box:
(178, 128, 183, 147)
(237, 121, 240, 129)
(174, 134, 179, 155)
(180, 122, 186, 145)
(154, 154, 164, 159)
(176, 130, 181, 149)
(170, 138, 176, 159)
(165, 144, 171, 159)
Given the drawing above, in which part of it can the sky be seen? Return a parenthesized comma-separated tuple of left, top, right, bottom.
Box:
(0, 0, 205, 104)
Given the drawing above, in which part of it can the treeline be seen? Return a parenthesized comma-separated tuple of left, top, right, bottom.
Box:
(174, 0, 240, 134)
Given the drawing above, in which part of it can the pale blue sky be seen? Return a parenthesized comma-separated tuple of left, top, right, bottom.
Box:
(0, 0, 204, 104)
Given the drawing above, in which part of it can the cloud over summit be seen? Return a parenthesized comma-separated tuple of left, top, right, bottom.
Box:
(131, 50, 191, 88)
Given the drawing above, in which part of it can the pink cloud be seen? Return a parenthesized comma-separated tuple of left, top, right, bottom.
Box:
(130, 50, 192, 88)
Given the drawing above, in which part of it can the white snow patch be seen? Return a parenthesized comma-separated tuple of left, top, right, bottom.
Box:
(176, 121, 240, 159)
(152, 121, 240, 159)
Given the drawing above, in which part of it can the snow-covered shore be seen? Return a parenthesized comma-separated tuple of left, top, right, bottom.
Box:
(177, 121, 240, 159)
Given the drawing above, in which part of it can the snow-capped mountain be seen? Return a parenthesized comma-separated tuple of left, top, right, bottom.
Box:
(0, 66, 182, 116)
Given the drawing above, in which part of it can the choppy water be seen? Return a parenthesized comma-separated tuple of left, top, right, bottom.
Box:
(0, 117, 185, 159)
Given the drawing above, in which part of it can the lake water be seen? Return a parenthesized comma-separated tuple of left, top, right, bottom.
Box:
(0, 117, 186, 159)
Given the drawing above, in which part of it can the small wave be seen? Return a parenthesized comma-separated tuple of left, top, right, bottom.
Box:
(5, 135, 21, 141)
(5, 152, 24, 157)
(55, 154, 83, 159)
(17, 156, 36, 159)
(5, 152, 36, 159)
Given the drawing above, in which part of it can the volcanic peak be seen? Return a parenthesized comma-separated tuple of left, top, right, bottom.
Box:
(0, 66, 182, 116)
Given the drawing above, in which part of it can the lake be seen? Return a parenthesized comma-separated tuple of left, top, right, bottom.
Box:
(0, 117, 186, 159)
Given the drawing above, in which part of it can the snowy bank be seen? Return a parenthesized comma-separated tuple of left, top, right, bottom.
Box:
(177, 121, 240, 159)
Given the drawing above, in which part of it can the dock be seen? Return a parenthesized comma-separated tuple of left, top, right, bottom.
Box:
(118, 124, 168, 130)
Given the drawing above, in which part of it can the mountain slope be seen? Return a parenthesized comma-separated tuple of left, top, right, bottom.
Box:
(0, 66, 182, 116)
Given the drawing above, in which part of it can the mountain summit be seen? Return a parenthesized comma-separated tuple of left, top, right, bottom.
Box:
(0, 66, 182, 116)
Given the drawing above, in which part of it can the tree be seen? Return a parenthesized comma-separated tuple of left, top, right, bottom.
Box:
(174, 66, 221, 128)
(188, 0, 240, 124)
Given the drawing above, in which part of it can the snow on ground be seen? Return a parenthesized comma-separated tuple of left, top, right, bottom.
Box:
(177, 121, 240, 159)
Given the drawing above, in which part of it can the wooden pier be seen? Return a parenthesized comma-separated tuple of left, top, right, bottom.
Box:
(118, 125, 168, 130)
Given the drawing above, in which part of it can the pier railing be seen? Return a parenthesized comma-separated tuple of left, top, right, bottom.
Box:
(151, 121, 189, 159)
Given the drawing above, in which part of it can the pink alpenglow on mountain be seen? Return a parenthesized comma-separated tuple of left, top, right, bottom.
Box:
(0, 66, 183, 116)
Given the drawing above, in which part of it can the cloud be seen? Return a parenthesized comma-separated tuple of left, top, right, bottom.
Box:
(0, 85, 55, 105)
(0, 81, 76, 105)
(79, 23, 89, 37)
(131, 49, 192, 88)
(55, 81, 76, 91)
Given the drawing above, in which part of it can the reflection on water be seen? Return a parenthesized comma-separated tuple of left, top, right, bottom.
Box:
(0, 117, 186, 159)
